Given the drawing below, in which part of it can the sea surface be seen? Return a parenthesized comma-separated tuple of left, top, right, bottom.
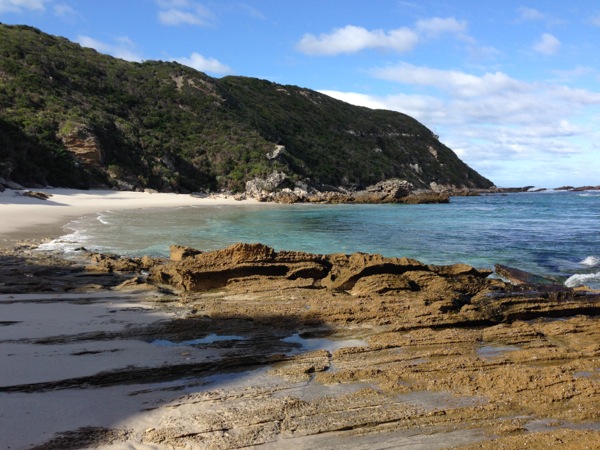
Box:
(41, 191, 600, 289)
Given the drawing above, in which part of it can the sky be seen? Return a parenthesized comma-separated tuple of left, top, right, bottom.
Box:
(1, 0, 600, 188)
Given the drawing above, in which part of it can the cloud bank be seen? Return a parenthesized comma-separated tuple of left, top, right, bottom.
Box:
(320, 62, 600, 186)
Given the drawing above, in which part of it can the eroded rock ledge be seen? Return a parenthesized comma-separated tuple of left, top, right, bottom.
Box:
(86, 242, 600, 330)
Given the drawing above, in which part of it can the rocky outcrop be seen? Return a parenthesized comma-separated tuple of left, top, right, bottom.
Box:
(77, 242, 595, 330)
(351, 179, 413, 203)
(245, 171, 288, 200)
(245, 177, 450, 204)
(149, 243, 331, 291)
(58, 122, 104, 169)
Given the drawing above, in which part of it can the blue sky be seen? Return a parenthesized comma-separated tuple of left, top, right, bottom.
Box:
(1, 0, 600, 188)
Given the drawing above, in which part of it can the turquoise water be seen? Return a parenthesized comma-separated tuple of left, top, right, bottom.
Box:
(44, 191, 600, 288)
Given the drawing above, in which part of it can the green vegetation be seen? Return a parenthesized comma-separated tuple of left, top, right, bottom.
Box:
(0, 24, 493, 192)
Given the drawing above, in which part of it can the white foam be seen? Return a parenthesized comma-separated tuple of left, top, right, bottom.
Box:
(565, 272, 600, 288)
(36, 229, 90, 253)
(96, 212, 112, 225)
(580, 256, 600, 267)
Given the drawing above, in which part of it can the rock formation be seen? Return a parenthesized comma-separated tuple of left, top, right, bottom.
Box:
(81, 242, 600, 331)
(2, 243, 600, 449)
(58, 122, 104, 169)
(243, 177, 451, 204)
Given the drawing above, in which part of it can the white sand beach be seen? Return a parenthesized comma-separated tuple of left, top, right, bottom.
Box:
(0, 188, 258, 244)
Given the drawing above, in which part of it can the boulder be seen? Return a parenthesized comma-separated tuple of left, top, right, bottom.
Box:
(495, 264, 561, 285)
(399, 192, 450, 204)
(245, 171, 288, 200)
(352, 179, 414, 203)
(20, 190, 52, 200)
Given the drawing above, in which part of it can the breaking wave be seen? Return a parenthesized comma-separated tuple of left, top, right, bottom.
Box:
(580, 256, 600, 267)
(565, 272, 600, 288)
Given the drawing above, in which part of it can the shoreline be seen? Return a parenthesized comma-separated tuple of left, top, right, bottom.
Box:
(0, 188, 259, 247)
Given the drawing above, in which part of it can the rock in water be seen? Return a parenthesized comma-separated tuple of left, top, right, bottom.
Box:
(495, 264, 561, 285)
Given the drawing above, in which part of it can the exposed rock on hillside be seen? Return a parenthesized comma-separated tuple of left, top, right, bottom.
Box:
(58, 122, 104, 169)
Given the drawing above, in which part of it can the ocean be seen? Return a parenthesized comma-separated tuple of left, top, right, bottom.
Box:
(41, 191, 600, 289)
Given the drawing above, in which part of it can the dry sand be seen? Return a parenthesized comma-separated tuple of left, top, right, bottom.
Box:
(0, 188, 258, 245)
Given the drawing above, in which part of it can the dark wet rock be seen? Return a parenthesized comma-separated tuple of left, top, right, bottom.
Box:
(20, 190, 53, 200)
(495, 264, 562, 285)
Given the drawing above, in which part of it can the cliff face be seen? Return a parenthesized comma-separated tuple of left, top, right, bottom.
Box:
(0, 24, 494, 192)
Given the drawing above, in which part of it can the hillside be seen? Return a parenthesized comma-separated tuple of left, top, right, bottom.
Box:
(0, 24, 494, 193)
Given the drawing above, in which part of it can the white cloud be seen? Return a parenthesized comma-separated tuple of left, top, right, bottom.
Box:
(237, 3, 266, 20)
(533, 33, 561, 55)
(517, 6, 546, 21)
(53, 3, 73, 16)
(77, 35, 143, 62)
(552, 65, 596, 82)
(157, 0, 189, 7)
(156, 0, 213, 26)
(296, 16, 475, 56)
(319, 90, 388, 110)
(516, 6, 562, 26)
(297, 25, 418, 55)
(0, 0, 48, 13)
(53, 2, 79, 21)
(371, 62, 527, 97)
(175, 52, 232, 74)
(415, 17, 468, 38)
(590, 14, 600, 26)
(321, 65, 600, 187)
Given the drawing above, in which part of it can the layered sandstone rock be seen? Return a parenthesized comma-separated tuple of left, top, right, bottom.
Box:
(84, 242, 600, 330)
(3, 243, 600, 449)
